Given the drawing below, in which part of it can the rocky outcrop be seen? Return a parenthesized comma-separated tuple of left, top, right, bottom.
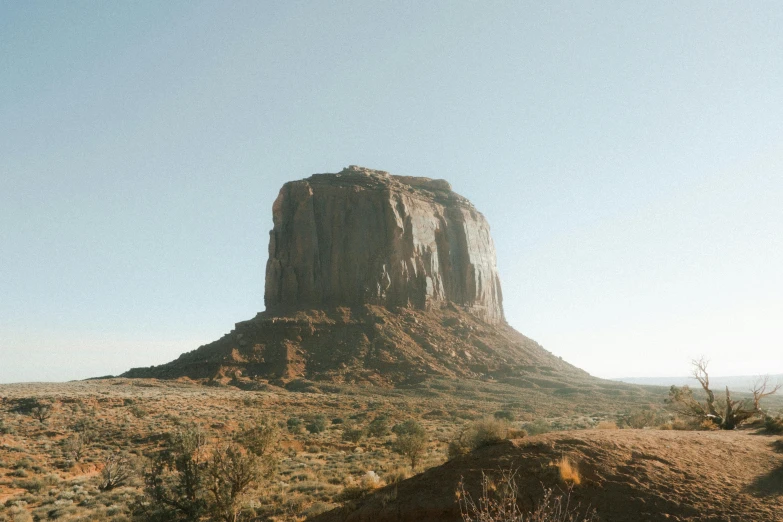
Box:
(264, 166, 504, 324)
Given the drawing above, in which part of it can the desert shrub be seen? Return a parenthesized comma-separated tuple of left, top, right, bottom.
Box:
(331, 417, 344, 425)
(30, 401, 53, 424)
(764, 415, 783, 434)
(338, 471, 385, 501)
(524, 419, 551, 436)
(670, 418, 695, 430)
(367, 416, 391, 438)
(622, 409, 661, 429)
(134, 423, 275, 522)
(305, 414, 328, 434)
(64, 430, 91, 462)
(457, 469, 597, 522)
(135, 425, 209, 521)
(342, 426, 365, 443)
(207, 443, 262, 522)
(129, 405, 149, 419)
(507, 428, 528, 439)
(384, 466, 410, 484)
(236, 419, 278, 459)
(13, 478, 45, 493)
(287, 417, 303, 434)
(448, 418, 509, 459)
(100, 452, 133, 491)
(392, 420, 428, 470)
(13, 458, 33, 470)
(494, 410, 515, 422)
(0, 417, 15, 435)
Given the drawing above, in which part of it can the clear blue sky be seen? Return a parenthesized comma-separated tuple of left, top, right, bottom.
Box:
(2, 1, 781, 383)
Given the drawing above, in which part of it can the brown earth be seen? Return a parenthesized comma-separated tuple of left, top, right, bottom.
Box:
(312, 429, 783, 522)
(123, 305, 589, 387)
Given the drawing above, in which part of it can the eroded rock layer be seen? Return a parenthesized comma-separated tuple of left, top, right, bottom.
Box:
(264, 166, 504, 324)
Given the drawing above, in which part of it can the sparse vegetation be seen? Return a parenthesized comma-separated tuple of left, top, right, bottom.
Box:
(1, 376, 779, 520)
(666, 358, 781, 430)
(448, 417, 511, 459)
(457, 469, 597, 521)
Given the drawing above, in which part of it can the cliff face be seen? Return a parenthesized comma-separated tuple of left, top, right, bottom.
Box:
(264, 166, 504, 324)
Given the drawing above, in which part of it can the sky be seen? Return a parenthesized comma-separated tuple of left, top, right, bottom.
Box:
(1, 1, 781, 383)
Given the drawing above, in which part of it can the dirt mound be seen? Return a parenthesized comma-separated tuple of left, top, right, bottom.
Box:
(311, 430, 783, 522)
(123, 305, 587, 386)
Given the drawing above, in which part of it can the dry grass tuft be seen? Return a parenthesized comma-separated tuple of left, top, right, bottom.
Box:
(555, 457, 581, 486)
(595, 421, 618, 430)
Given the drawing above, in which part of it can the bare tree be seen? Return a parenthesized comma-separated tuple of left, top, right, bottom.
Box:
(667, 358, 781, 430)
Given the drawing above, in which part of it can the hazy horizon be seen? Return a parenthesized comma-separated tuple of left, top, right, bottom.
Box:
(2, 2, 782, 383)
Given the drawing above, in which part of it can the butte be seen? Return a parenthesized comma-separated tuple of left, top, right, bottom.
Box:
(123, 166, 588, 388)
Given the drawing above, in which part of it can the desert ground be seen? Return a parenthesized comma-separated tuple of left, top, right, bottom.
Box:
(1, 378, 781, 521)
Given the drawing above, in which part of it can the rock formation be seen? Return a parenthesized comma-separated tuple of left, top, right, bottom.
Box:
(123, 166, 587, 386)
(264, 166, 504, 324)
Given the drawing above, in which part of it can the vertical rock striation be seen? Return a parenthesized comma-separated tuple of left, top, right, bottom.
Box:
(264, 166, 504, 324)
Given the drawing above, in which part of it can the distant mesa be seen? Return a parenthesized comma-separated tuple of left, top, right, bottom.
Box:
(123, 166, 586, 386)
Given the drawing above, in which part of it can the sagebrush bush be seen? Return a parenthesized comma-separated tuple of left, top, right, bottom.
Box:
(305, 414, 328, 434)
(524, 419, 551, 436)
(342, 425, 365, 443)
(367, 416, 391, 438)
(764, 415, 783, 434)
(448, 418, 509, 459)
(494, 410, 515, 422)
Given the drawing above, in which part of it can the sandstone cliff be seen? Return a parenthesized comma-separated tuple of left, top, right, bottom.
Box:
(264, 166, 504, 324)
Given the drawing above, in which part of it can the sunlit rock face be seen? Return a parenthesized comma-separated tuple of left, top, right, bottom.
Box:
(264, 165, 504, 324)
